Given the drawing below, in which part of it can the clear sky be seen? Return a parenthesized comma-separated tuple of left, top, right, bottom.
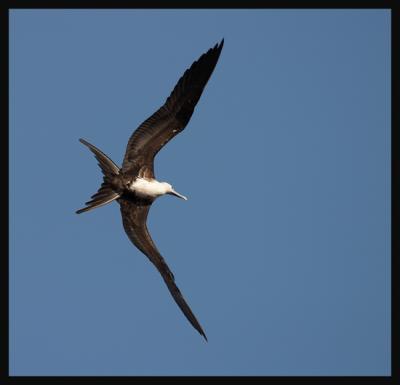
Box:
(9, 9, 390, 376)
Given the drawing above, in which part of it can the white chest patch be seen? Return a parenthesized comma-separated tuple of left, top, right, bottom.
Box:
(129, 178, 166, 198)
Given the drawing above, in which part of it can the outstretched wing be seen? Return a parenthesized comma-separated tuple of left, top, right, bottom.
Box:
(121, 39, 224, 176)
(119, 198, 207, 340)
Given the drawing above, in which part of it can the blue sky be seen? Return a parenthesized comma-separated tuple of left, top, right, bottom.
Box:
(9, 10, 390, 376)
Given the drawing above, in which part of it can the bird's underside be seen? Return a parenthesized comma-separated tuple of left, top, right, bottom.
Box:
(76, 39, 224, 340)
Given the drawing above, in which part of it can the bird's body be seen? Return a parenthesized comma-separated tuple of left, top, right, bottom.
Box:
(76, 40, 224, 340)
(129, 178, 170, 199)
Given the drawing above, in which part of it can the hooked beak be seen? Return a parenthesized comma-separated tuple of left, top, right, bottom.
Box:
(168, 189, 188, 201)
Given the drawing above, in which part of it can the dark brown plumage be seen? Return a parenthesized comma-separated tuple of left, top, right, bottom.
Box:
(76, 40, 224, 340)
(122, 39, 224, 178)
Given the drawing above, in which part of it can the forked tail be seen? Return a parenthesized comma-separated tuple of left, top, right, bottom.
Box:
(76, 138, 121, 214)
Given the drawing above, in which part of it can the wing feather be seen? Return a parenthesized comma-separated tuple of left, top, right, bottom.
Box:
(121, 39, 224, 175)
(119, 198, 207, 340)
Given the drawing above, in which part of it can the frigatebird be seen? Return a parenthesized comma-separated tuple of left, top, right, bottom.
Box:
(76, 40, 224, 340)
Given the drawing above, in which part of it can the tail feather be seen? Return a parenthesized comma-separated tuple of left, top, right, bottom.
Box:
(79, 138, 120, 177)
(90, 183, 114, 200)
(76, 139, 121, 214)
(76, 193, 120, 214)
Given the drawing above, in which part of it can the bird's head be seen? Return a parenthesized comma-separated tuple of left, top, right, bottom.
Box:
(162, 182, 188, 201)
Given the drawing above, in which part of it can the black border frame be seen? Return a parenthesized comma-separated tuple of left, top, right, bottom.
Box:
(3, 0, 397, 381)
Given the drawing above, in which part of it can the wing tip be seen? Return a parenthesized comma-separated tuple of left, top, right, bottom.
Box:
(214, 38, 224, 53)
(212, 38, 224, 62)
(194, 320, 208, 341)
(79, 138, 90, 147)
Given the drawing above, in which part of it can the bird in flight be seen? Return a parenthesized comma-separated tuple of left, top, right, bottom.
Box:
(76, 40, 224, 340)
